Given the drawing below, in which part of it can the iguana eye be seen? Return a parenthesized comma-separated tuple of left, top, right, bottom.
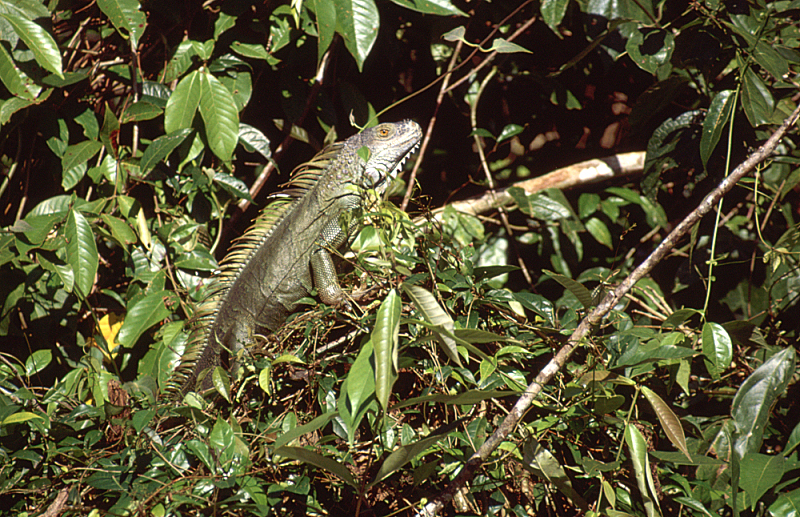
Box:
(378, 126, 391, 137)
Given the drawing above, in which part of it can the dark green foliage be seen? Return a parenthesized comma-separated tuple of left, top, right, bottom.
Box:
(1, 0, 799, 516)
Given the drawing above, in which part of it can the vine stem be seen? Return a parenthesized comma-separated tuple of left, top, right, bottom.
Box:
(414, 102, 800, 517)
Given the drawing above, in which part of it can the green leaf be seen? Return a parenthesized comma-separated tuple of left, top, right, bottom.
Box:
(741, 68, 774, 127)
(541, 0, 570, 30)
(272, 412, 339, 451)
(442, 26, 466, 43)
(139, 128, 192, 173)
(732, 347, 796, 459)
(585, 217, 613, 249)
(497, 124, 524, 143)
(752, 41, 789, 81)
(402, 284, 461, 366)
(544, 270, 594, 309)
(488, 38, 532, 54)
(238, 123, 272, 161)
(308, 0, 337, 61)
(702, 322, 732, 377)
(740, 453, 786, 510)
(25, 349, 52, 376)
(117, 290, 172, 348)
(700, 90, 735, 168)
(61, 140, 102, 173)
(371, 419, 461, 485)
(198, 72, 239, 162)
(0, 40, 39, 100)
(96, 0, 146, 48)
(339, 340, 376, 443)
(625, 423, 661, 517)
(164, 70, 202, 134)
(641, 386, 691, 462)
(389, 0, 466, 16)
(373, 289, 400, 412)
(230, 41, 270, 60)
(625, 28, 674, 75)
(334, 0, 379, 71)
(274, 446, 357, 487)
(65, 209, 98, 298)
(522, 439, 589, 512)
(768, 487, 800, 517)
(508, 188, 572, 220)
(0, 11, 63, 78)
(2, 411, 43, 425)
(120, 100, 162, 124)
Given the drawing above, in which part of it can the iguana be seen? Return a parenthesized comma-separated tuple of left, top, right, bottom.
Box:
(170, 120, 423, 396)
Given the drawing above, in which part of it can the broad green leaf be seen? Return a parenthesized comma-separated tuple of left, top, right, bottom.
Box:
(230, 42, 270, 60)
(334, 0, 379, 71)
(2, 411, 43, 425)
(99, 103, 120, 158)
(339, 340, 376, 443)
(741, 68, 774, 127)
(238, 123, 272, 161)
(489, 38, 532, 54)
(163, 41, 198, 83)
(272, 412, 339, 451)
(373, 289, 400, 412)
(0, 40, 39, 100)
(753, 41, 789, 81)
(198, 72, 239, 162)
(121, 100, 162, 124)
(0, 11, 62, 78)
(509, 188, 572, 220)
(371, 420, 461, 485)
(211, 367, 231, 403)
(732, 347, 796, 459)
(389, 0, 465, 16)
(625, 28, 674, 75)
(402, 284, 461, 366)
(164, 70, 201, 134)
(585, 217, 613, 249)
(700, 90, 734, 168)
(541, 0, 569, 30)
(522, 439, 590, 512)
(139, 128, 192, 173)
(497, 123, 524, 143)
(61, 140, 102, 173)
(213, 171, 253, 202)
(117, 290, 172, 348)
(702, 322, 732, 377)
(740, 453, 786, 510)
(768, 487, 800, 517)
(625, 423, 661, 517)
(442, 26, 466, 42)
(544, 270, 594, 309)
(641, 386, 691, 461)
(587, 0, 655, 23)
(25, 349, 52, 376)
(61, 163, 87, 191)
(96, 0, 146, 48)
(65, 209, 98, 298)
(274, 446, 357, 487)
(308, 0, 337, 61)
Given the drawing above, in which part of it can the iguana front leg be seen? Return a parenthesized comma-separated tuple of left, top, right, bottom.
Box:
(310, 199, 362, 307)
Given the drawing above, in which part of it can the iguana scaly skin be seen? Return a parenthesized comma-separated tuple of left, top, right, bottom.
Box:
(171, 120, 422, 396)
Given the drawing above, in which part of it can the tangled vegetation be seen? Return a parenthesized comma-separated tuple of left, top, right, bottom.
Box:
(1, 0, 799, 515)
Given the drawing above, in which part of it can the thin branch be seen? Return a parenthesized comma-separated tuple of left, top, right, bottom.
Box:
(414, 102, 800, 517)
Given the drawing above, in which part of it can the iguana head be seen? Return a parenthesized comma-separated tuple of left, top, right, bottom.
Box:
(347, 120, 423, 191)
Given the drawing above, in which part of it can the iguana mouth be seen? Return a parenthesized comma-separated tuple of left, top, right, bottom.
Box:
(390, 140, 420, 180)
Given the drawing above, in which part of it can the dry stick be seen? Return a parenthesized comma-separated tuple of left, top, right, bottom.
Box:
(414, 151, 645, 227)
(415, 103, 800, 517)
